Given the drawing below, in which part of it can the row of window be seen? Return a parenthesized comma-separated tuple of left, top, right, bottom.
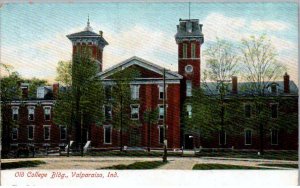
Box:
(12, 106, 51, 121)
(185, 103, 279, 120)
(11, 126, 67, 141)
(105, 81, 193, 102)
(244, 103, 278, 118)
(218, 129, 279, 145)
(182, 43, 197, 59)
(104, 104, 167, 121)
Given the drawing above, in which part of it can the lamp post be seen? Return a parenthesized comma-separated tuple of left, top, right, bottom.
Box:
(162, 68, 168, 162)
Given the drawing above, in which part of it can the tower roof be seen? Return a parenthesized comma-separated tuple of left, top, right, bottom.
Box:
(66, 17, 108, 46)
(175, 18, 204, 44)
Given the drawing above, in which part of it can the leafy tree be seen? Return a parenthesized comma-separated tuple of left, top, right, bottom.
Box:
(240, 34, 286, 154)
(143, 108, 158, 152)
(1, 72, 22, 155)
(109, 67, 140, 151)
(53, 49, 105, 156)
(200, 38, 240, 146)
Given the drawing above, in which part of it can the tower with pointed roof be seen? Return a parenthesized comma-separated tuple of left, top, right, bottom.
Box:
(67, 17, 108, 72)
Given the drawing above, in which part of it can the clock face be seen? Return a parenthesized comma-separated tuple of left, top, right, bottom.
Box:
(185, 65, 193, 73)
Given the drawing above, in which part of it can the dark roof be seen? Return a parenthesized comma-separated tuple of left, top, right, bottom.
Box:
(67, 30, 108, 45)
(202, 81, 298, 96)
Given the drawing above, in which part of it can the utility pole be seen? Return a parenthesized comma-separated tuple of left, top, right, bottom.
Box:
(162, 68, 168, 162)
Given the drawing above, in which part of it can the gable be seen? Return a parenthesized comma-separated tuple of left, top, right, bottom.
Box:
(98, 56, 182, 81)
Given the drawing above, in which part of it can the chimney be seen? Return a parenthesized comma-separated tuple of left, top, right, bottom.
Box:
(21, 83, 29, 99)
(284, 72, 290, 94)
(99, 30, 103, 37)
(232, 76, 238, 94)
(53, 83, 59, 99)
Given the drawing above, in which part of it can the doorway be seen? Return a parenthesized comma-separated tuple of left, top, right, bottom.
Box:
(184, 134, 194, 149)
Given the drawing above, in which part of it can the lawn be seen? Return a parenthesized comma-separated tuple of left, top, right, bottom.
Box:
(1, 160, 46, 170)
(192, 163, 266, 170)
(196, 151, 298, 161)
(259, 163, 298, 169)
(101, 161, 167, 170)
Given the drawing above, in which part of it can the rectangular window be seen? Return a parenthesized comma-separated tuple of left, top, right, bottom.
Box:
(182, 43, 188, 58)
(60, 126, 67, 140)
(131, 105, 139, 120)
(12, 128, 18, 140)
(271, 103, 278, 118)
(244, 104, 251, 118)
(12, 107, 19, 121)
(104, 126, 112, 144)
(44, 107, 51, 121)
(271, 129, 278, 145)
(105, 86, 112, 100)
(44, 126, 50, 140)
(187, 104, 192, 118)
(191, 43, 196, 58)
(158, 105, 164, 120)
(219, 131, 226, 145)
(186, 80, 192, 97)
(245, 130, 252, 145)
(159, 85, 164, 100)
(130, 85, 140, 100)
(28, 107, 35, 121)
(104, 105, 112, 120)
(159, 126, 164, 144)
(28, 125, 34, 140)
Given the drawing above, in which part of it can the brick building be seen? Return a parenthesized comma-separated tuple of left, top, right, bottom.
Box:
(2, 18, 298, 153)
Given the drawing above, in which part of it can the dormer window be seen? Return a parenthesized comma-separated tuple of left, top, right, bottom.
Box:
(37, 87, 45, 99)
(271, 83, 277, 94)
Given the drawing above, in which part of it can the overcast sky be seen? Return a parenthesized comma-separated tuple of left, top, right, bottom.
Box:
(1, 2, 298, 84)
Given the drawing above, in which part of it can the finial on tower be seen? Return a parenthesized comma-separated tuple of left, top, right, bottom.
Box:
(84, 14, 93, 31)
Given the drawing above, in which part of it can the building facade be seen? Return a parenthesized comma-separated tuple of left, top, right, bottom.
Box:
(2, 17, 298, 153)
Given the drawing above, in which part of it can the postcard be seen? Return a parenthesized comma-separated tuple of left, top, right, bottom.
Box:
(1, 1, 298, 186)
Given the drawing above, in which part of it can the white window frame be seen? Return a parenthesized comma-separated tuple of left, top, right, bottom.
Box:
(12, 106, 19, 121)
(130, 85, 140, 100)
(271, 129, 279, 145)
(187, 104, 192, 118)
(182, 43, 188, 58)
(244, 129, 252, 145)
(219, 131, 227, 145)
(158, 125, 165, 144)
(27, 125, 35, 140)
(130, 104, 140, 120)
(103, 125, 112, 144)
(43, 125, 51, 140)
(270, 103, 278, 119)
(43, 106, 51, 121)
(158, 104, 165, 120)
(158, 85, 167, 100)
(60, 125, 67, 140)
(12, 128, 18, 140)
(186, 80, 192, 97)
(27, 106, 35, 121)
(191, 43, 196, 58)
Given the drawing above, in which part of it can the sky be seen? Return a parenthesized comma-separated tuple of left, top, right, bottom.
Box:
(0, 2, 298, 85)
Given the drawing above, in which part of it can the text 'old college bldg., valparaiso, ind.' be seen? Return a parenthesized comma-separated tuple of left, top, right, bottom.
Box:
(3, 17, 298, 153)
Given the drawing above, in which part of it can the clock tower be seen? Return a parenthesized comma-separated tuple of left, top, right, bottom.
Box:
(175, 19, 204, 97)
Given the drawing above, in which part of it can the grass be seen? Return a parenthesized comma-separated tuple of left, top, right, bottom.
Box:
(196, 151, 298, 161)
(192, 163, 266, 170)
(1, 160, 46, 170)
(259, 163, 298, 169)
(101, 161, 168, 170)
